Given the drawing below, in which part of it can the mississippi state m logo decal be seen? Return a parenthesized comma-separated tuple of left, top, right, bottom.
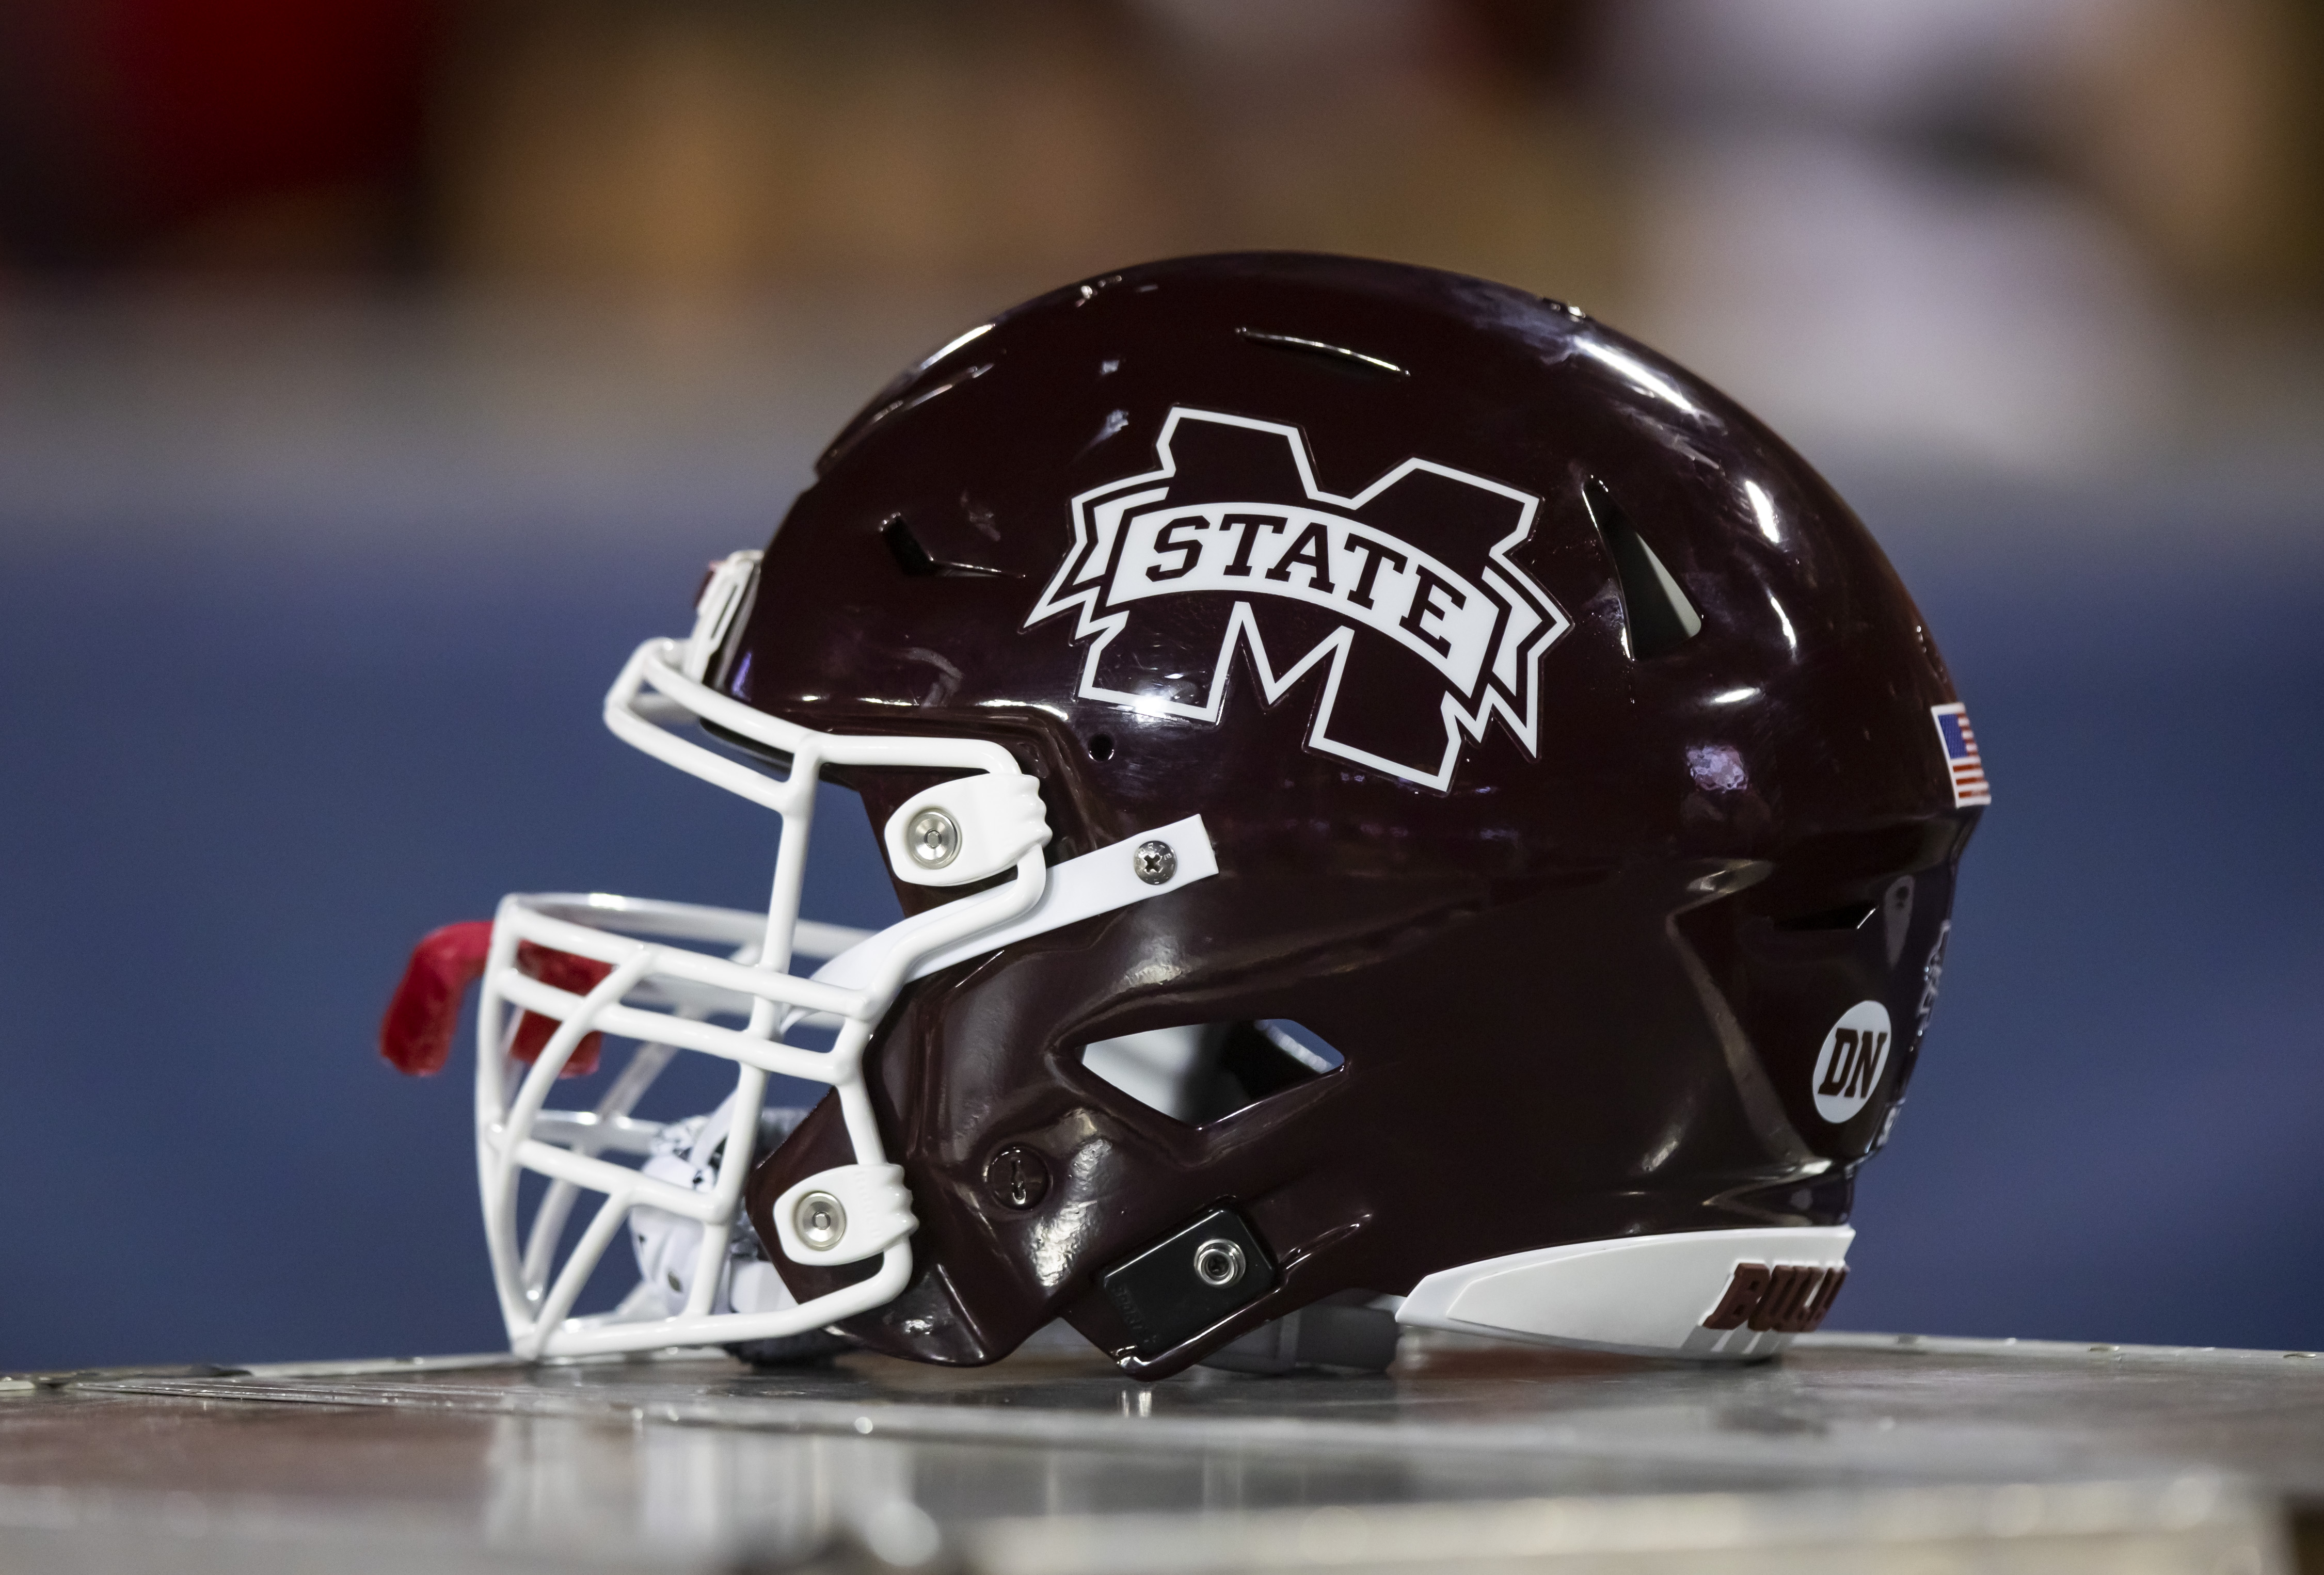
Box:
(1024, 409, 1570, 790)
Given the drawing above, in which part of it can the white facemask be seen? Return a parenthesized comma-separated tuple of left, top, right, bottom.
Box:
(470, 551, 1217, 1359)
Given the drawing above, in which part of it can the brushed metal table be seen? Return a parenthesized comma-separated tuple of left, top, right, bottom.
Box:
(4, 1330, 2318, 1572)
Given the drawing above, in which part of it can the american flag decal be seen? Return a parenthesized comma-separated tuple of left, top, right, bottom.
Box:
(1930, 702, 1991, 807)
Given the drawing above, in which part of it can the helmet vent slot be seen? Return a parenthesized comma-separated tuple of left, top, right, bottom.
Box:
(1080, 1019, 1343, 1126)
(883, 516, 1008, 580)
(1583, 478, 1702, 660)
(1776, 901, 1877, 933)
(884, 516, 942, 577)
(1234, 328, 1408, 380)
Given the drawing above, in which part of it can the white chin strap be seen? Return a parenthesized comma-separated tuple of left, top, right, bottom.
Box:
(473, 555, 1217, 1359)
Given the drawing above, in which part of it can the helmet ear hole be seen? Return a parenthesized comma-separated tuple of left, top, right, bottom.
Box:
(1079, 1019, 1343, 1126)
(1251, 1019, 1342, 1073)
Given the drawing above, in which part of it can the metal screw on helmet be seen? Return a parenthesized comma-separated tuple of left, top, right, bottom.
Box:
(1192, 1238, 1244, 1288)
(1133, 840, 1176, 885)
(793, 1191, 847, 1250)
(984, 1145, 1052, 1211)
(905, 809, 961, 870)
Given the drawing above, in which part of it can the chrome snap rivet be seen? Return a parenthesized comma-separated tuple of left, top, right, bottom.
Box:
(905, 809, 961, 869)
(793, 1191, 848, 1249)
(1132, 840, 1175, 886)
(1192, 1238, 1243, 1288)
(984, 1145, 1052, 1211)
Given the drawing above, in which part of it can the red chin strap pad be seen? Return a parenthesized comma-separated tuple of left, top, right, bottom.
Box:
(380, 922, 612, 1078)
(507, 941, 613, 1074)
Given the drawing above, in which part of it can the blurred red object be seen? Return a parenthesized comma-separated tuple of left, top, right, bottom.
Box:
(0, 0, 438, 266)
(381, 921, 611, 1079)
(110, 0, 436, 229)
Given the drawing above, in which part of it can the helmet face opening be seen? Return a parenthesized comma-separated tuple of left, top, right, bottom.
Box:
(400, 252, 1983, 1376)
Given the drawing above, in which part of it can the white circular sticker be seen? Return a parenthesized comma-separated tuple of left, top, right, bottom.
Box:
(1811, 1001, 1894, 1123)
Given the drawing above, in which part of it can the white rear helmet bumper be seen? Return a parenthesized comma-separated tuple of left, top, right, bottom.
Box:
(1394, 1226, 1855, 1360)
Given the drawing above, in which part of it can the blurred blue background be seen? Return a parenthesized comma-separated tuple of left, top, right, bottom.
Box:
(4, 448, 2317, 1367)
(2, 0, 2320, 1368)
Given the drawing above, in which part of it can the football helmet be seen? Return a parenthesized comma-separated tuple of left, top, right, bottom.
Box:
(384, 253, 1983, 1377)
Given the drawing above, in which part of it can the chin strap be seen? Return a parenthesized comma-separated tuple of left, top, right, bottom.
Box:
(627, 1097, 821, 1323)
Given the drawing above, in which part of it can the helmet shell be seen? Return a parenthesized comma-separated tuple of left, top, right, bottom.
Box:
(722, 253, 1978, 1375)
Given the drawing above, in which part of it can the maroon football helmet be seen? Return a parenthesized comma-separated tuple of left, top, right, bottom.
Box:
(389, 254, 1983, 1377)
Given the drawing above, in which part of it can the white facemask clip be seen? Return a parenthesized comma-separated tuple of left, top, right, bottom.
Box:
(884, 775, 1052, 887)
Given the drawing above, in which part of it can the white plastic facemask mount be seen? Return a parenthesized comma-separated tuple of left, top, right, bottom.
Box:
(474, 550, 1219, 1359)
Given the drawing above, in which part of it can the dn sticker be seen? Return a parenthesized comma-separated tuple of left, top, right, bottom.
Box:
(1811, 1001, 1892, 1123)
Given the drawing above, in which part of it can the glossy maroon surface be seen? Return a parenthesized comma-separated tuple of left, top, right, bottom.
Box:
(728, 253, 1978, 1378)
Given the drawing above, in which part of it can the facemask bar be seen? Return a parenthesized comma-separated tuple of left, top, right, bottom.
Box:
(475, 580, 1054, 1359)
(475, 893, 893, 1358)
(497, 905, 874, 1304)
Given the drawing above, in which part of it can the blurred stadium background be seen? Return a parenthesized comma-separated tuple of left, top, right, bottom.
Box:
(3, 0, 2320, 1370)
